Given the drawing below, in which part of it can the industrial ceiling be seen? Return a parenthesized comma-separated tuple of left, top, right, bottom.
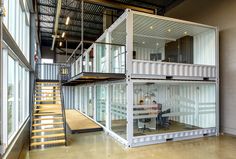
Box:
(36, 0, 184, 55)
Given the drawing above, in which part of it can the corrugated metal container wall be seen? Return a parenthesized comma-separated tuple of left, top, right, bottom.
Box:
(62, 86, 75, 109)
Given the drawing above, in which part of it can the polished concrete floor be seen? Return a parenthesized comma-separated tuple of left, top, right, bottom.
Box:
(28, 132, 236, 159)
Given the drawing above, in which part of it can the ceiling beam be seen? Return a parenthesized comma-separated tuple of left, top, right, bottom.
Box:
(39, 12, 103, 24)
(40, 20, 102, 30)
(38, 2, 119, 18)
(51, 0, 61, 50)
(82, 0, 155, 14)
(41, 34, 97, 42)
(40, 26, 101, 36)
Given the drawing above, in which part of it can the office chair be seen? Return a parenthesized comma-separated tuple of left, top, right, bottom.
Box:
(139, 118, 151, 133)
(157, 108, 171, 129)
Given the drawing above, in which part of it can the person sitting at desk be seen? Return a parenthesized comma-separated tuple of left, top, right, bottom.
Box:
(137, 100, 152, 132)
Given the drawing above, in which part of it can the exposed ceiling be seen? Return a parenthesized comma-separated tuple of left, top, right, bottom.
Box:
(36, 0, 184, 54)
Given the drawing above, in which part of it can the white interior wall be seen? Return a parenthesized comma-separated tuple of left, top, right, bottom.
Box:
(194, 30, 216, 65)
(133, 46, 165, 61)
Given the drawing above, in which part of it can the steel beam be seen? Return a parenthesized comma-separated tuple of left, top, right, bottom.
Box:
(39, 12, 103, 24)
(51, 0, 61, 50)
(38, 2, 119, 18)
(82, 0, 155, 14)
(40, 26, 101, 37)
(40, 20, 102, 30)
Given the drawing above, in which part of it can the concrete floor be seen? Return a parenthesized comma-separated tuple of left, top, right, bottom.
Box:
(28, 132, 236, 159)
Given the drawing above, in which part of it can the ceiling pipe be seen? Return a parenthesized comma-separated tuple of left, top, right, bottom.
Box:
(51, 0, 61, 50)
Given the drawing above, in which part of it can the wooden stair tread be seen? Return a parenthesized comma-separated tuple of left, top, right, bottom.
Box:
(34, 96, 61, 98)
(35, 88, 60, 90)
(36, 82, 59, 84)
(32, 128, 63, 133)
(35, 92, 61, 94)
(34, 108, 61, 111)
(33, 112, 62, 116)
(34, 104, 61, 106)
(31, 133, 65, 139)
(35, 84, 60, 88)
(33, 122, 63, 127)
(35, 100, 61, 102)
(30, 139, 65, 146)
(33, 117, 62, 121)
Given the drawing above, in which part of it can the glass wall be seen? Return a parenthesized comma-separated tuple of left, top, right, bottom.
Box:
(96, 85, 107, 126)
(3, 0, 30, 61)
(110, 83, 127, 139)
(132, 13, 216, 66)
(7, 56, 16, 138)
(94, 43, 125, 74)
(3, 47, 30, 146)
(87, 86, 94, 118)
(81, 86, 86, 114)
(133, 82, 216, 136)
(1, 0, 31, 151)
(76, 82, 127, 140)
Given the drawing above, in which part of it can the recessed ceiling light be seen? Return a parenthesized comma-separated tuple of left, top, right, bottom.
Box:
(62, 32, 65, 38)
(184, 31, 188, 35)
(142, 41, 145, 44)
(150, 26, 153, 29)
(59, 41, 62, 47)
(168, 29, 171, 32)
(65, 16, 70, 25)
(156, 43, 159, 46)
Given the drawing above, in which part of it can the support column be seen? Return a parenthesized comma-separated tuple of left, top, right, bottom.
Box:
(126, 10, 134, 146)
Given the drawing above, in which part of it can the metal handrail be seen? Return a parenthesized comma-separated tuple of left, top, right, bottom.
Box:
(29, 75, 36, 150)
(58, 66, 67, 146)
(36, 63, 71, 81)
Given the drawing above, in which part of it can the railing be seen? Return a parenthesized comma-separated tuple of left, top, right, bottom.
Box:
(36, 63, 71, 81)
(69, 42, 126, 78)
(132, 60, 216, 79)
(29, 75, 36, 150)
(58, 65, 67, 146)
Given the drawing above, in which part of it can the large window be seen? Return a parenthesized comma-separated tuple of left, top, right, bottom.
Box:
(110, 83, 127, 139)
(5, 51, 30, 144)
(96, 85, 107, 126)
(7, 56, 16, 138)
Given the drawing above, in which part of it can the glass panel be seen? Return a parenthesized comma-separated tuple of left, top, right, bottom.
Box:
(81, 87, 86, 113)
(95, 43, 125, 73)
(96, 85, 107, 126)
(96, 44, 107, 73)
(87, 86, 94, 118)
(133, 82, 216, 136)
(111, 45, 125, 73)
(110, 83, 127, 139)
(88, 47, 94, 72)
(8, 56, 15, 138)
(18, 65, 23, 125)
(133, 14, 216, 65)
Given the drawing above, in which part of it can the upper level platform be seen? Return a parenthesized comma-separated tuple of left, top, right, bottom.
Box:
(64, 9, 218, 84)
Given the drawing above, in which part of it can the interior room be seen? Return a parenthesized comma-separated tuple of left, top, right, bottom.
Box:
(2, 0, 236, 159)
(132, 82, 216, 136)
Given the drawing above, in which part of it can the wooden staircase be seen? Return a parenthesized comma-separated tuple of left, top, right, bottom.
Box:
(30, 81, 67, 149)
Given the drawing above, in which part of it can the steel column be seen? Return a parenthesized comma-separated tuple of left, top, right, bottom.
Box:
(125, 10, 134, 146)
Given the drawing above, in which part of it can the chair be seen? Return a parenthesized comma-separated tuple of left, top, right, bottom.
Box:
(157, 108, 171, 129)
(139, 118, 151, 133)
